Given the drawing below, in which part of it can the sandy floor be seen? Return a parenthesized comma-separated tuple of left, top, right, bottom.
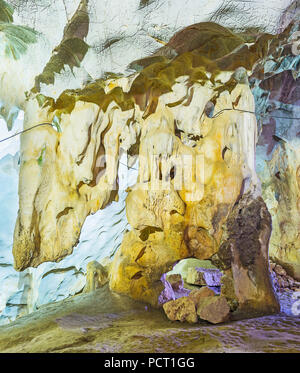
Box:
(0, 286, 299, 353)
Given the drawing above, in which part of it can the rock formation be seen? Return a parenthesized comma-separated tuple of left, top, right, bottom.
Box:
(186, 267, 222, 287)
(196, 296, 230, 324)
(264, 144, 300, 280)
(12, 20, 285, 317)
(188, 287, 216, 306)
(163, 296, 198, 324)
(1, 0, 299, 323)
(84, 260, 108, 293)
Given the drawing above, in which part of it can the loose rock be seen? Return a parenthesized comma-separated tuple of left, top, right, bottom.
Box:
(166, 274, 184, 290)
(186, 267, 222, 287)
(158, 274, 176, 304)
(163, 297, 198, 323)
(188, 287, 215, 307)
(197, 296, 230, 324)
(269, 260, 300, 292)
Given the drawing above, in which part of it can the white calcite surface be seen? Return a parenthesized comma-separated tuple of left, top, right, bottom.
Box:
(0, 115, 137, 324)
(3, 0, 292, 100)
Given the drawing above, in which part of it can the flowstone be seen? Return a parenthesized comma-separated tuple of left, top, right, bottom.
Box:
(7, 16, 293, 319)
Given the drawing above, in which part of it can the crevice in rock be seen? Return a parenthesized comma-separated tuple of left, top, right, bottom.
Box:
(56, 207, 74, 220)
(139, 226, 163, 241)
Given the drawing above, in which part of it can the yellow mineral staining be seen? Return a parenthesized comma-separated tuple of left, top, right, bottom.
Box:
(13, 22, 270, 313)
(109, 76, 259, 304)
(13, 94, 138, 270)
(84, 260, 109, 293)
(109, 212, 188, 306)
(263, 144, 300, 280)
(13, 52, 260, 304)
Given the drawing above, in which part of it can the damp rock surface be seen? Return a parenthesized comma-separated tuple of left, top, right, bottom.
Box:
(0, 285, 299, 353)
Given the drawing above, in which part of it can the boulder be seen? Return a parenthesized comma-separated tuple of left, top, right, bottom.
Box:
(186, 267, 222, 287)
(167, 258, 218, 282)
(163, 297, 198, 323)
(197, 296, 230, 324)
(213, 195, 280, 316)
(188, 287, 215, 307)
(166, 274, 184, 290)
(158, 274, 176, 304)
(165, 273, 190, 298)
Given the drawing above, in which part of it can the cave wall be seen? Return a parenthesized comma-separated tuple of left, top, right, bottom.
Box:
(0, 125, 136, 324)
(0, 0, 299, 323)
(251, 12, 300, 279)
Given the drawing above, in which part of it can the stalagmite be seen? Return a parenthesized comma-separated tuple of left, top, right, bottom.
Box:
(109, 74, 279, 314)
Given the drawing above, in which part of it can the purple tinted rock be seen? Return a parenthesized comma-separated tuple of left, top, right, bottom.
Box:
(174, 288, 190, 299)
(200, 268, 222, 286)
(166, 274, 184, 290)
(209, 286, 221, 295)
(158, 273, 176, 305)
(186, 267, 222, 287)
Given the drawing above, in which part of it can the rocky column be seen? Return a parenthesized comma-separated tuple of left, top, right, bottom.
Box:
(212, 193, 280, 317)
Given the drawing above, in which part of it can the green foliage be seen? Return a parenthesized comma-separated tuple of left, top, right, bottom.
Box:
(0, 0, 13, 23)
(0, 23, 38, 59)
(0, 0, 38, 60)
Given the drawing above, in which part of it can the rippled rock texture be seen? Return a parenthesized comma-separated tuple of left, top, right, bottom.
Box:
(0, 285, 298, 353)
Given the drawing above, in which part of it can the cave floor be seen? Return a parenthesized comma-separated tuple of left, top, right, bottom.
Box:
(0, 286, 299, 353)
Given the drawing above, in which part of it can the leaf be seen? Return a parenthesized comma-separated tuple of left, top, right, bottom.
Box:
(0, 0, 13, 23)
(0, 23, 38, 60)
